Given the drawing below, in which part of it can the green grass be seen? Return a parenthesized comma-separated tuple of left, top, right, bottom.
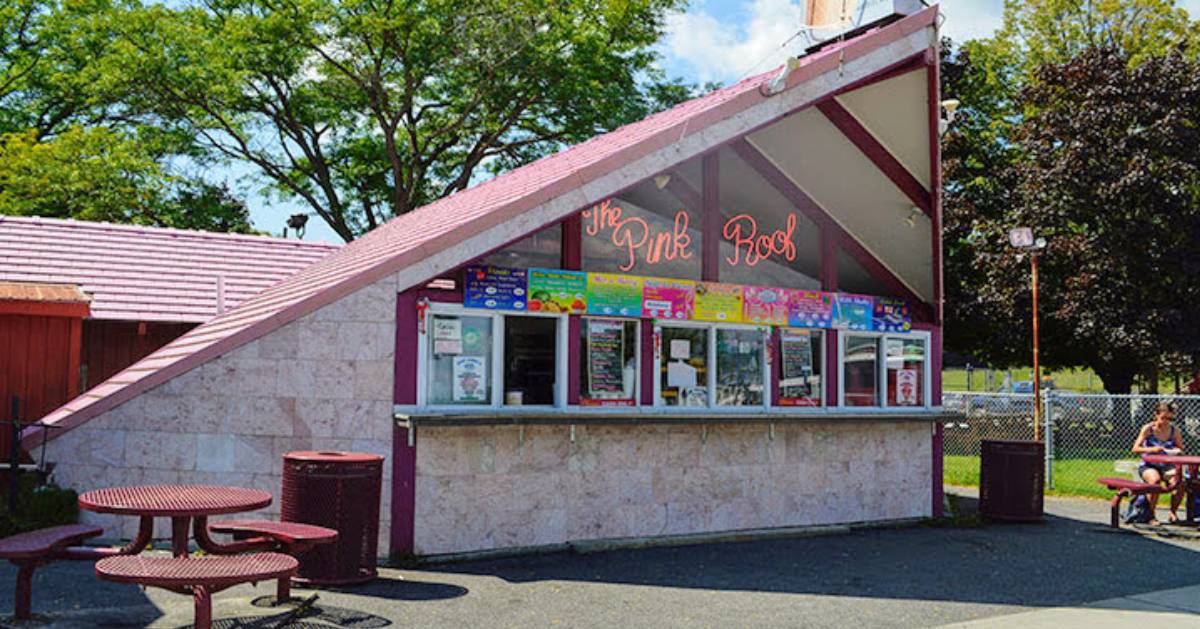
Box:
(944, 455, 1122, 500)
(943, 366, 1184, 393)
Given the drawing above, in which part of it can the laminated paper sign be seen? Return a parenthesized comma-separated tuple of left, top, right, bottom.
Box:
(528, 268, 587, 314)
(832, 293, 874, 331)
(586, 273, 644, 317)
(463, 265, 528, 311)
(452, 356, 487, 402)
(586, 320, 626, 397)
(895, 368, 919, 405)
(642, 278, 695, 320)
(694, 282, 744, 323)
(788, 290, 833, 328)
(742, 286, 789, 325)
(873, 297, 912, 333)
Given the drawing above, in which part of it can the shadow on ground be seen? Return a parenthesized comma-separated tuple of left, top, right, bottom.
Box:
(429, 495, 1200, 610)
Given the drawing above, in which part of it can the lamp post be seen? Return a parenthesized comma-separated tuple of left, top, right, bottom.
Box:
(1009, 227, 1047, 441)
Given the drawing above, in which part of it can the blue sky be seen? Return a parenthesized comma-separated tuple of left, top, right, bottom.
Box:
(246, 0, 1197, 243)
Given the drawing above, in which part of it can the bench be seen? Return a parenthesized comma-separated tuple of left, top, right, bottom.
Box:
(0, 524, 105, 619)
(1097, 477, 1167, 528)
(95, 552, 298, 629)
(207, 520, 337, 601)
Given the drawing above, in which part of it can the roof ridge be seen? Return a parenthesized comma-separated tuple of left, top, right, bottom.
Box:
(0, 215, 342, 249)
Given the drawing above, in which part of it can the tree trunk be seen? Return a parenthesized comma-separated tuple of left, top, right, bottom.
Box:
(1093, 361, 1137, 434)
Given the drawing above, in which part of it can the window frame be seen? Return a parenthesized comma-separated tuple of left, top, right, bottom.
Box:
(777, 327, 825, 408)
(653, 321, 771, 410)
(836, 330, 932, 409)
(417, 303, 569, 410)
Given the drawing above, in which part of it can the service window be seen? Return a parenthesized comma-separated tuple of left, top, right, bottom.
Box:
(659, 325, 709, 406)
(427, 314, 495, 405)
(503, 315, 560, 405)
(886, 337, 926, 407)
(715, 327, 766, 406)
(580, 318, 639, 406)
(779, 329, 822, 406)
(842, 335, 879, 407)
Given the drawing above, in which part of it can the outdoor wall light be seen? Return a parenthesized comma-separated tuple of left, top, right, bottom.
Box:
(938, 98, 961, 135)
(761, 57, 804, 96)
(654, 174, 672, 190)
(904, 206, 922, 228)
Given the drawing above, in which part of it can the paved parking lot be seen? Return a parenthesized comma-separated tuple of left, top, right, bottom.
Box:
(3, 492, 1200, 628)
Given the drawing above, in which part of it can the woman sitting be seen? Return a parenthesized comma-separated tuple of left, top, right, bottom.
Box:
(1131, 402, 1186, 524)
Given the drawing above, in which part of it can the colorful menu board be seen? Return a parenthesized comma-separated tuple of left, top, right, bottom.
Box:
(788, 290, 833, 328)
(586, 273, 644, 317)
(873, 297, 912, 332)
(464, 265, 528, 311)
(642, 278, 695, 320)
(528, 268, 586, 314)
(832, 293, 873, 331)
(586, 319, 626, 397)
(743, 286, 789, 325)
(460, 266, 911, 333)
(694, 282, 744, 323)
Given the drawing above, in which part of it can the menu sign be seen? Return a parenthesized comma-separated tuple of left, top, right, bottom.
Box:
(743, 286, 789, 325)
(528, 268, 587, 314)
(694, 282, 744, 323)
(873, 297, 912, 332)
(586, 320, 628, 401)
(779, 330, 816, 405)
(464, 265, 527, 311)
(832, 293, 873, 331)
(642, 278, 695, 320)
(587, 273, 644, 317)
(452, 356, 487, 402)
(788, 290, 833, 328)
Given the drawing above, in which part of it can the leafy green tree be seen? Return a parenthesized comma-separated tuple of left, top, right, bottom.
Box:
(95, 0, 697, 241)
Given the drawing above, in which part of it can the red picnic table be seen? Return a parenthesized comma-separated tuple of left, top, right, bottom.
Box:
(78, 484, 274, 557)
(1140, 454, 1200, 523)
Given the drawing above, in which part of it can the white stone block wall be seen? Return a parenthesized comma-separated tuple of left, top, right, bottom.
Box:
(43, 275, 400, 550)
(413, 421, 932, 555)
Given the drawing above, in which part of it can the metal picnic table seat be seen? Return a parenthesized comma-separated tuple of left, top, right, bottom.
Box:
(95, 552, 298, 629)
(0, 523, 107, 619)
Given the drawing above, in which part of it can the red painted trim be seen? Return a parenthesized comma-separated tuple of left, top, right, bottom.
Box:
(825, 329, 839, 406)
(931, 326, 944, 518)
(816, 100, 932, 217)
(561, 214, 582, 271)
(770, 328, 782, 406)
(567, 316, 581, 404)
(729, 139, 933, 321)
(927, 53, 945, 518)
(640, 319, 655, 406)
(394, 292, 418, 405)
(67, 318, 82, 400)
(391, 424, 416, 555)
(0, 301, 89, 318)
(702, 153, 721, 281)
(820, 226, 838, 290)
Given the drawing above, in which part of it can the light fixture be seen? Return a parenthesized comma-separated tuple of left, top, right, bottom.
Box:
(654, 174, 671, 190)
(904, 206, 921, 228)
(761, 56, 803, 97)
(938, 99, 961, 136)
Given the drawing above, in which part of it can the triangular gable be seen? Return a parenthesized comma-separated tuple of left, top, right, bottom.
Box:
(25, 6, 940, 446)
(835, 68, 932, 190)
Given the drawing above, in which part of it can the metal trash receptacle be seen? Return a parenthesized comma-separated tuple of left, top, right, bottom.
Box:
(282, 450, 383, 584)
(979, 439, 1044, 521)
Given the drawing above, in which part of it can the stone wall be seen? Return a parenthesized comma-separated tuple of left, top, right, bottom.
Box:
(413, 421, 932, 555)
(43, 275, 399, 549)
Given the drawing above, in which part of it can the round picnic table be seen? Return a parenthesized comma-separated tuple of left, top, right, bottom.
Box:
(79, 485, 273, 557)
(1140, 454, 1200, 523)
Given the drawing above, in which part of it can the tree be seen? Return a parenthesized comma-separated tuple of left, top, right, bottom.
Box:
(95, 0, 697, 241)
(944, 46, 1200, 393)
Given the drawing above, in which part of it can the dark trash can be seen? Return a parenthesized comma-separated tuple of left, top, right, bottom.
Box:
(979, 439, 1044, 521)
(282, 450, 384, 585)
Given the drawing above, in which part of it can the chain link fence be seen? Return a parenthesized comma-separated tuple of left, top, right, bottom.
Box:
(942, 392, 1200, 496)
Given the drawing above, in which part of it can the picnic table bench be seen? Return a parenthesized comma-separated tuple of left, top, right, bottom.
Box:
(95, 552, 298, 629)
(1097, 477, 1166, 528)
(208, 519, 337, 601)
(0, 523, 111, 619)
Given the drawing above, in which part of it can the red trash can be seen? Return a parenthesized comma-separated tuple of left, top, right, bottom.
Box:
(282, 451, 383, 585)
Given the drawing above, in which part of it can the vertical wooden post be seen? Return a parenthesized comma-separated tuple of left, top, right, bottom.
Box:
(701, 152, 720, 282)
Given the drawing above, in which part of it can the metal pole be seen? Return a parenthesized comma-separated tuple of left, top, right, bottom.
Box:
(8, 396, 19, 516)
(1032, 252, 1042, 442)
(1043, 392, 1054, 490)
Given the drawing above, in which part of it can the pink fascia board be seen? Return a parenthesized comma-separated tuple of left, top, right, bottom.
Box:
(23, 5, 941, 448)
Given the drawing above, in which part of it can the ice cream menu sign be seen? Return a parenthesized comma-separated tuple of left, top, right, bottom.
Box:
(587, 273, 643, 317)
(642, 278, 695, 320)
(743, 286, 789, 325)
(832, 293, 873, 331)
(694, 282, 744, 323)
(528, 268, 587, 314)
(586, 320, 626, 398)
(464, 265, 527, 311)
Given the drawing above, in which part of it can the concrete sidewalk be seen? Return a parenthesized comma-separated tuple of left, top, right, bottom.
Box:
(943, 583, 1200, 627)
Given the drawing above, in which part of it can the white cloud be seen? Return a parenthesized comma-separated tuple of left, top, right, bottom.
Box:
(662, 0, 805, 84)
(937, 0, 1005, 43)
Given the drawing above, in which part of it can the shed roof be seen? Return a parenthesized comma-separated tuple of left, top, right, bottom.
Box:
(0, 216, 340, 323)
(26, 6, 940, 444)
(0, 281, 91, 304)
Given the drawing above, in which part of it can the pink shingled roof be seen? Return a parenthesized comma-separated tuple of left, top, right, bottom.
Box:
(26, 7, 938, 445)
(0, 216, 340, 323)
